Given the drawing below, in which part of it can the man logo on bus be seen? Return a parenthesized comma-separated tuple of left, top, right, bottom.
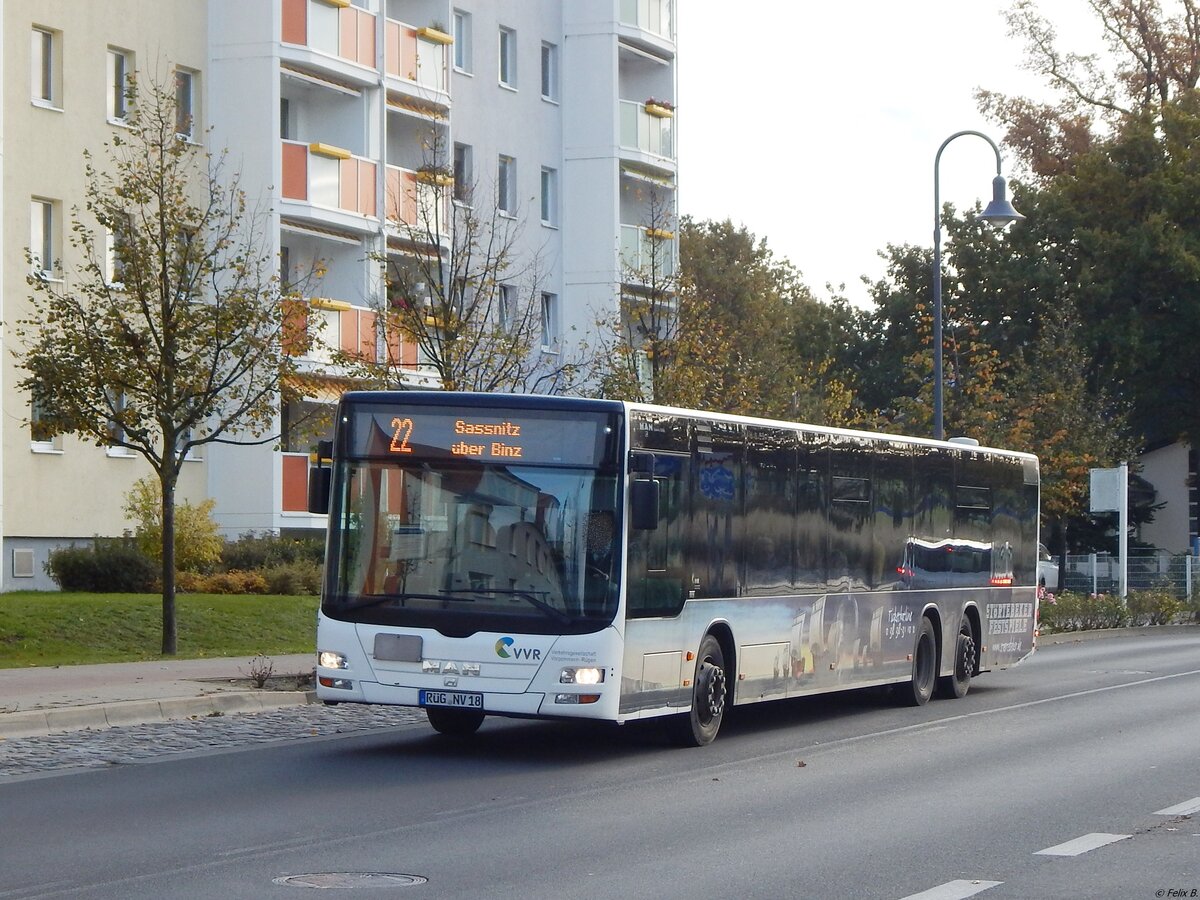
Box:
(494, 637, 541, 661)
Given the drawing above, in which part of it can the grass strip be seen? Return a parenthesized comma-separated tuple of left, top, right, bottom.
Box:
(0, 592, 317, 668)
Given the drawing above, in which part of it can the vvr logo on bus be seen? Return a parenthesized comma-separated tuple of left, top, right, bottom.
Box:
(495, 636, 542, 661)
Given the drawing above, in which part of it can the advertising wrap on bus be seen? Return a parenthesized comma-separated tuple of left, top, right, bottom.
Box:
(312, 392, 1040, 745)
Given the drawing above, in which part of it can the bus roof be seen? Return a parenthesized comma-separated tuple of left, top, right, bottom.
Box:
(336, 391, 1037, 464)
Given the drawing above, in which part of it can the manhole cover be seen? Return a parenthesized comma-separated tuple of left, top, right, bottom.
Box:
(273, 873, 428, 889)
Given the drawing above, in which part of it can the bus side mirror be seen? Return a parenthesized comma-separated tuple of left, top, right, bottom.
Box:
(307, 440, 333, 515)
(630, 478, 660, 530)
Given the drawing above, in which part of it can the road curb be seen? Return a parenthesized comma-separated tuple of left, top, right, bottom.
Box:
(1038, 623, 1199, 646)
(0, 690, 318, 740)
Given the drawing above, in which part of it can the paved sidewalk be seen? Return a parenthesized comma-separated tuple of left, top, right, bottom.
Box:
(0, 653, 316, 739)
(2, 625, 1193, 742)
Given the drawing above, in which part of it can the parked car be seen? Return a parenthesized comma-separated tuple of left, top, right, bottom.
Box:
(1037, 543, 1059, 591)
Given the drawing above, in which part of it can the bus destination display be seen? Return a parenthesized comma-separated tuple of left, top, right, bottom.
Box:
(352, 407, 609, 467)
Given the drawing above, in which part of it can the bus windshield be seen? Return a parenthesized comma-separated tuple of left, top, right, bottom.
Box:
(321, 403, 622, 636)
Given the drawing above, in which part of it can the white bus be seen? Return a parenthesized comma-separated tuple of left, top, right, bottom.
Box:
(309, 392, 1039, 745)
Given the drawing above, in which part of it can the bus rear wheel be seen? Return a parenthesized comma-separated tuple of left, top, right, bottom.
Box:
(426, 707, 485, 737)
(666, 634, 728, 747)
(897, 617, 937, 707)
(937, 617, 976, 700)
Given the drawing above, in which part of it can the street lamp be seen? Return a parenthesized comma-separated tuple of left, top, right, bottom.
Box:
(932, 130, 1023, 441)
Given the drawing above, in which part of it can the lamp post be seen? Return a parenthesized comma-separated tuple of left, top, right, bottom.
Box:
(932, 130, 1023, 441)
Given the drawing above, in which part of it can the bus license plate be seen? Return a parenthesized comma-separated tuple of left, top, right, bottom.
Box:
(419, 690, 483, 709)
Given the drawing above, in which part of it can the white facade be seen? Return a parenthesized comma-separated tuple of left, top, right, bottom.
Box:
(0, 0, 677, 585)
(1, 0, 210, 590)
(204, 0, 678, 540)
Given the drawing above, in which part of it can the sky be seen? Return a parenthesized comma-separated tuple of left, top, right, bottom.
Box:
(675, 0, 1096, 306)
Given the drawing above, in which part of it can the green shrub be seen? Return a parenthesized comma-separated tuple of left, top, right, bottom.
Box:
(1039, 590, 1129, 633)
(221, 532, 325, 572)
(46, 538, 157, 592)
(124, 477, 224, 574)
(197, 570, 270, 595)
(1126, 586, 1184, 625)
(261, 561, 323, 596)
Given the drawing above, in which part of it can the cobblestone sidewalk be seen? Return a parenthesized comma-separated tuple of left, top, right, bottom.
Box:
(0, 702, 427, 778)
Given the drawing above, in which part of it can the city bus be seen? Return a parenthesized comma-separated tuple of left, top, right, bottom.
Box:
(309, 391, 1039, 745)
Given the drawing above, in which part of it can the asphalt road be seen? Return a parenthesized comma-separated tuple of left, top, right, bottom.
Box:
(1, 632, 1197, 900)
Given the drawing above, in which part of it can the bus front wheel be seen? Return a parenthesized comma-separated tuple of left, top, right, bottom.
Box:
(426, 707, 485, 737)
(897, 617, 937, 707)
(667, 634, 728, 747)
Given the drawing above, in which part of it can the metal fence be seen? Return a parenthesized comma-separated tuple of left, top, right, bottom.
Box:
(1062, 553, 1199, 598)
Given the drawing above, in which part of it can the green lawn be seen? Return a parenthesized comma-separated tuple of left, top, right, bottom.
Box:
(0, 592, 318, 668)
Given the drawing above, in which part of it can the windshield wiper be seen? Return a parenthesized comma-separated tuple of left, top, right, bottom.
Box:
(457, 588, 572, 624)
(345, 592, 474, 612)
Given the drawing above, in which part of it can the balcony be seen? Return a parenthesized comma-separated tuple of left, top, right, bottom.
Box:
(385, 165, 452, 243)
(384, 18, 450, 99)
(281, 0, 377, 81)
(619, 100, 675, 165)
(621, 224, 676, 282)
(281, 140, 377, 229)
(283, 296, 418, 369)
(281, 452, 315, 513)
(618, 0, 675, 55)
(620, 0, 673, 36)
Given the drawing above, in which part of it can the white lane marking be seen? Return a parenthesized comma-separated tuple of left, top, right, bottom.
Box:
(1155, 796, 1200, 816)
(1035, 832, 1131, 856)
(899, 880, 1003, 900)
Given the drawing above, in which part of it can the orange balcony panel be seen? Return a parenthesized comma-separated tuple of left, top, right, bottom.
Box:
(282, 0, 307, 45)
(282, 454, 310, 512)
(359, 309, 378, 361)
(340, 158, 376, 216)
(282, 143, 309, 201)
(384, 21, 419, 81)
(358, 160, 376, 216)
(385, 166, 417, 226)
(281, 298, 310, 355)
(339, 6, 376, 68)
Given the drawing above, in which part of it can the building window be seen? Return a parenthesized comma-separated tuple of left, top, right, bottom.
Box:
(498, 154, 516, 215)
(453, 10, 472, 73)
(540, 167, 557, 226)
(106, 389, 135, 454)
(280, 98, 291, 140)
(105, 213, 133, 286)
(175, 68, 197, 139)
(30, 199, 55, 277)
(540, 292, 558, 349)
(498, 27, 516, 88)
(32, 27, 59, 107)
(540, 42, 558, 101)
(108, 48, 133, 122)
(453, 142, 473, 204)
(30, 387, 63, 450)
(498, 284, 516, 331)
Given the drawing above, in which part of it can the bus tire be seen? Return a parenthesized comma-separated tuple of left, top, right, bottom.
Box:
(898, 617, 937, 707)
(666, 634, 728, 747)
(937, 617, 976, 700)
(426, 707, 485, 737)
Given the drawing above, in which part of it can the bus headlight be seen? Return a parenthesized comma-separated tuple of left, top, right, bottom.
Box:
(559, 666, 604, 685)
(318, 651, 349, 670)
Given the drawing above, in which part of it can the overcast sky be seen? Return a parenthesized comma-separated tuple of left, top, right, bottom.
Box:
(675, 0, 1096, 306)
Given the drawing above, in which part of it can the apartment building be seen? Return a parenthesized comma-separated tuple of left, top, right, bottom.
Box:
(203, 0, 678, 541)
(0, 0, 676, 588)
(1, 1, 211, 590)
